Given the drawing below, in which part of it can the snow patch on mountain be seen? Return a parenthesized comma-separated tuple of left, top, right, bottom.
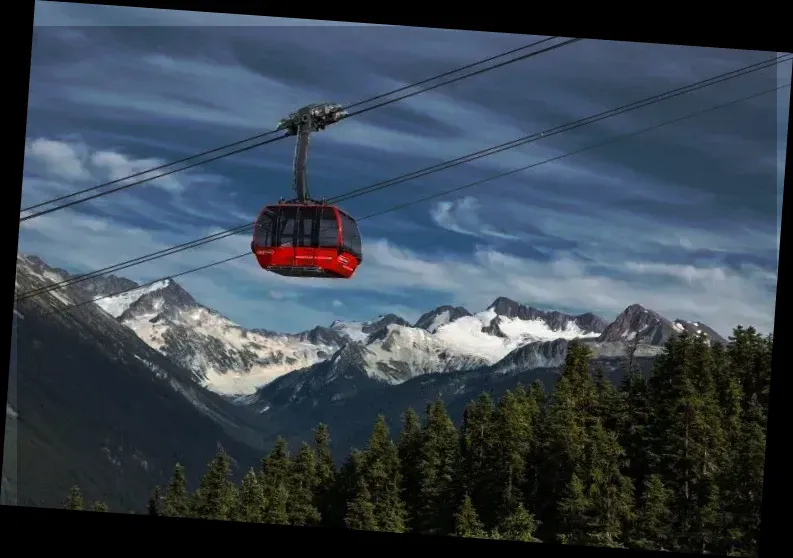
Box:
(330, 320, 370, 343)
(17, 254, 74, 306)
(361, 324, 488, 384)
(414, 305, 473, 333)
(94, 280, 171, 318)
(330, 314, 412, 344)
(119, 302, 339, 396)
(434, 309, 601, 363)
(428, 310, 451, 333)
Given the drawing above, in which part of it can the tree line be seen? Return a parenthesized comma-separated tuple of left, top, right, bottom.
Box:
(65, 326, 771, 556)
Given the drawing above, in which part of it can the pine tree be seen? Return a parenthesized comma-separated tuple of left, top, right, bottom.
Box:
(457, 393, 499, 527)
(313, 423, 336, 524)
(593, 368, 620, 431)
(193, 449, 236, 521)
(523, 381, 547, 516)
(712, 341, 742, 445)
(582, 421, 635, 546)
(65, 485, 84, 510)
(722, 394, 767, 556)
(260, 437, 292, 525)
(361, 415, 407, 533)
(557, 473, 590, 545)
(91, 501, 109, 512)
(541, 341, 635, 546)
(718, 327, 771, 556)
(454, 494, 486, 538)
(554, 421, 634, 548)
(494, 502, 539, 543)
(289, 442, 321, 525)
(727, 327, 772, 414)
(397, 407, 423, 530)
(537, 341, 598, 538)
(491, 386, 540, 523)
(326, 449, 366, 529)
(630, 474, 673, 550)
(646, 332, 728, 553)
(147, 486, 162, 516)
(236, 468, 266, 523)
(345, 477, 377, 531)
(528, 379, 546, 409)
(617, 366, 651, 500)
(161, 463, 190, 518)
(415, 398, 459, 535)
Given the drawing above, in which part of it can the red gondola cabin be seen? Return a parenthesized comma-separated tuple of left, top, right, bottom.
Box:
(251, 203, 362, 279)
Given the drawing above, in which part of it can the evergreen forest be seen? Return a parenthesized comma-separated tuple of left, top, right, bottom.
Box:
(64, 327, 771, 556)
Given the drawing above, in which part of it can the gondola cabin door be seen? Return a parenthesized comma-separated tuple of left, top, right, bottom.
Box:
(276, 205, 298, 268)
(295, 205, 319, 270)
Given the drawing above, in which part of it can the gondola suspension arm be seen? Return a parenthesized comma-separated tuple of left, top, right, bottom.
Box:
(276, 103, 347, 203)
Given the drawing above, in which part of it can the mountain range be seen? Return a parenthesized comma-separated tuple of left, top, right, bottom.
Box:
(5, 252, 727, 511)
(92, 270, 723, 398)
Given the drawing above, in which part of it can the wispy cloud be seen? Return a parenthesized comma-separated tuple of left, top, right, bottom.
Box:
(429, 197, 521, 240)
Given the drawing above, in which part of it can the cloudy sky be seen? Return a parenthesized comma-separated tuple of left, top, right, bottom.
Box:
(19, 1, 789, 335)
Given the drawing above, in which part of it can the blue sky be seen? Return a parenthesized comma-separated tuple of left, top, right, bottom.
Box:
(19, 1, 789, 335)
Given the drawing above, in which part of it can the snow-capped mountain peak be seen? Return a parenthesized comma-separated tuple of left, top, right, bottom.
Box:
(118, 279, 198, 321)
(94, 279, 173, 318)
(596, 303, 667, 343)
(330, 313, 412, 344)
(486, 297, 609, 334)
(359, 324, 489, 384)
(671, 318, 723, 341)
(596, 304, 725, 345)
(92, 279, 341, 397)
(430, 307, 603, 364)
(413, 305, 472, 333)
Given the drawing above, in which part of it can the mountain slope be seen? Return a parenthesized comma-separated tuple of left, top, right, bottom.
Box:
(245, 339, 660, 465)
(95, 280, 345, 397)
(7, 255, 264, 510)
(597, 304, 726, 345)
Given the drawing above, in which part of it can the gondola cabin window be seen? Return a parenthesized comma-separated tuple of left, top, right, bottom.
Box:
(254, 208, 276, 247)
(297, 206, 318, 247)
(276, 207, 298, 247)
(339, 211, 362, 260)
(318, 207, 340, 248)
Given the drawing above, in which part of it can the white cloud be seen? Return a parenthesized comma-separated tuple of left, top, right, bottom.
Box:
(429, 196, 520, 240)
(88, 150, 184, 194)
(24, 138, 92, 181)
(20, 138, 246, 235)
(49, 55, 553, 175)
(22, 137, 187, 207)
(429, 194, 777, 262)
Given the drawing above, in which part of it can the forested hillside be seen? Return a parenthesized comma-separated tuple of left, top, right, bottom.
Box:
(66, 327, 770, 555)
